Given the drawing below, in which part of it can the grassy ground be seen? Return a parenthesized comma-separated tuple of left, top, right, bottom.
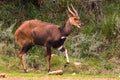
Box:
(0, 54, 120, 80)
(0, 70, 119, 80)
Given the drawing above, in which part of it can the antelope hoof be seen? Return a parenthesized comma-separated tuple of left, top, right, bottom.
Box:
(48, 69, 51, 73)
(64, 62, 69, 68)
(24, 69, 28, 73)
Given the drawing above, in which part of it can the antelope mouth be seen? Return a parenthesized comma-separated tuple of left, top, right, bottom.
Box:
(77, 25, 81, 28)
(77, 23, 84, 28)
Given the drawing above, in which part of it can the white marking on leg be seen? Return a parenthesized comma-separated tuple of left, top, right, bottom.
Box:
(65, 49, 69, 63)
(57, 46, 63, 51)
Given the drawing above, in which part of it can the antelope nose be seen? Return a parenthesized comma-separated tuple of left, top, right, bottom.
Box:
(79, 22, 84, 27)
(81, 22, 84, 26)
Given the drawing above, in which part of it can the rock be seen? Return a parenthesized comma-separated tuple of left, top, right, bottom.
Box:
(72, 72, 76, 75)
(48, 70, 63, 75)
(51, 54, 58, 58)
(74, 62, 81, 66)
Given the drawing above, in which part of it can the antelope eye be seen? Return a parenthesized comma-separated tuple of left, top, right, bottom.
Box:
(74, 18, 79, 21)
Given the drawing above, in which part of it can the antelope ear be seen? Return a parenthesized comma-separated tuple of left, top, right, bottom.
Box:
(66, 10, 74, 17)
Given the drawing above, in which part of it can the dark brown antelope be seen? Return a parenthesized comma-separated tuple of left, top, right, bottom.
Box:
(15, 4, 83, 73)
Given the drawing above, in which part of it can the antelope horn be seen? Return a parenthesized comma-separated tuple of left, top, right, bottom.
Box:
(71, 4, 78, 15)
(67, 3, 75, 16)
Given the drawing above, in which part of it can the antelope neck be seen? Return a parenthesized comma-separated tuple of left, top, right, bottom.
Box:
(59, 19, 72, 37)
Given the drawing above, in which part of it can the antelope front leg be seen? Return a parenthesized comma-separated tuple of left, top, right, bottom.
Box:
(57, 46, 70, 67)
(64, 49, 70, 67)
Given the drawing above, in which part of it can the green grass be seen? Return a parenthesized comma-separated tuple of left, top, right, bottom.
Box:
(0, 55, 119, 79)
(0, 70, 119, 79)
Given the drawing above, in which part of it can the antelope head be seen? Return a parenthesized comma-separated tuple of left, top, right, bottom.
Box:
(67, 4, 84, 28)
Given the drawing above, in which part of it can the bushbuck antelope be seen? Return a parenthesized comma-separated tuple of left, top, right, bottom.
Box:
(15, 4, 83, 73)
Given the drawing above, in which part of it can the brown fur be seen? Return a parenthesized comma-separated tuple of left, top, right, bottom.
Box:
(15, 20, 60, 47)
(14, 5, 83, 72)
